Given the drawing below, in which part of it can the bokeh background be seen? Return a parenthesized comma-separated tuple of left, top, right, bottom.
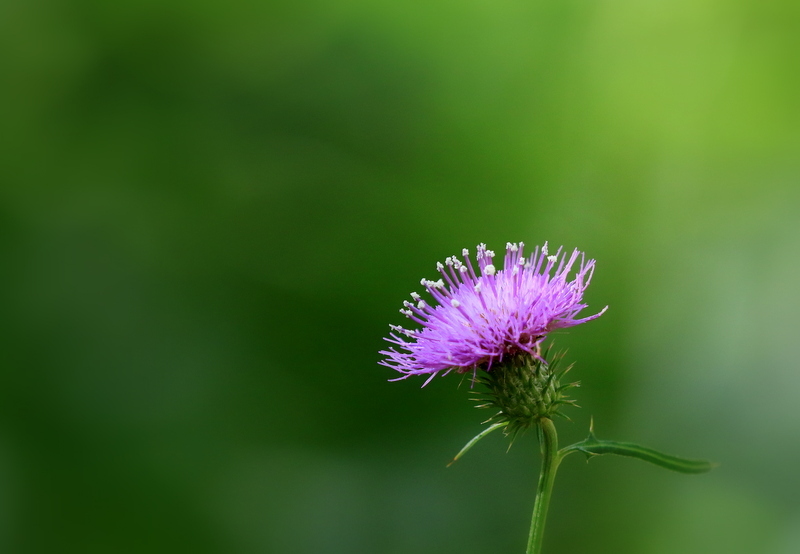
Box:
(2, 1, 799, 553)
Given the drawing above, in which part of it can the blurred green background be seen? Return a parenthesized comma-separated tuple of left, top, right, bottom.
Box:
(1, 0, 799, 553)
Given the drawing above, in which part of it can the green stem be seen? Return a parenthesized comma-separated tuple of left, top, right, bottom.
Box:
(526, 418, 561, 554)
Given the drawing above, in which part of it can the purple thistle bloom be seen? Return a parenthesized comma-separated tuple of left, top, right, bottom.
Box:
(380, 242, 607, 385)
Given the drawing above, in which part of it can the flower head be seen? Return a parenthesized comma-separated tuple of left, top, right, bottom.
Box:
(380, 242, 606, 385)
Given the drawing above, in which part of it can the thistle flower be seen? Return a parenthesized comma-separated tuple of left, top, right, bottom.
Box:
(380, 242, 606, 386)
(380, 243, 713, 554)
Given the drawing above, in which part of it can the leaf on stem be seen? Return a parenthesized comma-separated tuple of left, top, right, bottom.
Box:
(561, 420, 717, 474)
(447, 421, 508, 467)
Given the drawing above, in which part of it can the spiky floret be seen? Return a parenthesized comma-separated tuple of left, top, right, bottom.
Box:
(380, 241, 606, 385)
(471, 348, 579, 439)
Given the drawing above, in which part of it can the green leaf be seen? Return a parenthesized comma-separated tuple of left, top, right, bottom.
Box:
(447, 421, 508, 467)
(560, 422, 716, 474)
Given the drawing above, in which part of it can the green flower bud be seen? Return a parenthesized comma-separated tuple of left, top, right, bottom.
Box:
(476, 349, 577, 436)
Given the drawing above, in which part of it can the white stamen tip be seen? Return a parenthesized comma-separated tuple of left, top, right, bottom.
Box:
(435, 279, 445, 288)
(486, 250, 495, 258)
(459, 265, 467, 273)
(417, 300, 426, 309)
(420, 278, 427, 286)
(547, 255, 558, 263)
(462, 248, 469, 256)
(450, 299, 461, 308)
(542, 242, 549, 256)
(436, 262, 444, 270)
(484, 264, 496, 276)
(512, 266, 519, 275)
(474, 282, 482, 293)
(410, 292, 421, 301)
